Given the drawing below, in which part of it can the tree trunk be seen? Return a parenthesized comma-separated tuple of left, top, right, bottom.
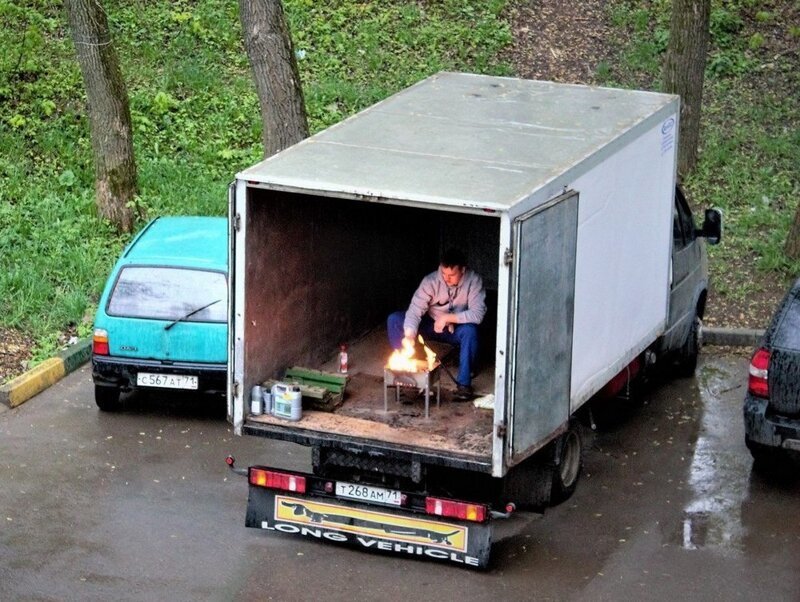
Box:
(785, 204, 800, 261)
(662, 0, 711, 177)
(65, 0, 138, 233)
(239, 0, 309, 157)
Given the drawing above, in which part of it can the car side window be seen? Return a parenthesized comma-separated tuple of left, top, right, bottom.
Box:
(673, 188, 696, 251)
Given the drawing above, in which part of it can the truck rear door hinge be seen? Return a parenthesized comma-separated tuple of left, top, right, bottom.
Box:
(503, 248, 513, 266)
(233, 214, 241, 233)
(496, 422, 507, 438)
(233, 381, 240, 397)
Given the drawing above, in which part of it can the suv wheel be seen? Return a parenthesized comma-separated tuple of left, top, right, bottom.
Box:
(745, 436, 783, 465)
(95, 384, 122, 411)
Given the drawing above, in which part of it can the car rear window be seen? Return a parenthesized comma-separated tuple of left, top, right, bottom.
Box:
(773, 295, 800, 351)
(107, 266, 227, 322)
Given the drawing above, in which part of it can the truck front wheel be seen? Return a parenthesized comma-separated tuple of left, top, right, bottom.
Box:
(676, 315, 701, 377)
(551, 424, 582, 505)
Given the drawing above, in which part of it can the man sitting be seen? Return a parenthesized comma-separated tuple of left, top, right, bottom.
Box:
(387, 248, 486, 400)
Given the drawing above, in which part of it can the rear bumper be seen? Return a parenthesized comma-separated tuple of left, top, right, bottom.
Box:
(743, 393, 800, 450)
(245, 468, 492, 568)
(92, 355, 226, 394)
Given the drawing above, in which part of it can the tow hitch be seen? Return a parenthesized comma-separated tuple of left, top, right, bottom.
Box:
(225, 455, 248, 476)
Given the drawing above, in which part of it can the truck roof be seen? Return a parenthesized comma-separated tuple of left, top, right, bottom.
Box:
(238, 72, 678, 212)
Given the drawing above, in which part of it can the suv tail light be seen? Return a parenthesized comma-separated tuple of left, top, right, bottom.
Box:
(249, 468, 306, 494)
(425, 496, 488, 523)
(93, 329, 109, 355)
(748, 347, 770, 398)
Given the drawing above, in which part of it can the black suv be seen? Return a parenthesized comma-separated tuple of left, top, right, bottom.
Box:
(744, 277, 800, 465)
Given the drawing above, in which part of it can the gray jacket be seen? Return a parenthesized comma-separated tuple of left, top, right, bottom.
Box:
(404, 268, 487, 333)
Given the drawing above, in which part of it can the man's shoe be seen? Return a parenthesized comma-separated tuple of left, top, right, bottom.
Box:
(453, 385, 474, 401)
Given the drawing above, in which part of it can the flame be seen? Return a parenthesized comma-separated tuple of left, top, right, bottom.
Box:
(420, 335, 437, 371)
(387, 335, 437, 372)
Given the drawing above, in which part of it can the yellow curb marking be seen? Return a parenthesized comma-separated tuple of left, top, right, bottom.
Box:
(4, 358, 66, 408)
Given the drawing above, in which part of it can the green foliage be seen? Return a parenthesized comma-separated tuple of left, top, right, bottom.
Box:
(0, 0, 511, 363)
(285, 0, 511, 131)
(603, 0, 800, 300)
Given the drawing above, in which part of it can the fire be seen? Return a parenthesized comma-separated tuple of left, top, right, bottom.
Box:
(387, 335, 437, 372)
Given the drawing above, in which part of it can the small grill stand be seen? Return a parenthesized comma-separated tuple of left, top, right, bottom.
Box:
(383, 361, 441, 418)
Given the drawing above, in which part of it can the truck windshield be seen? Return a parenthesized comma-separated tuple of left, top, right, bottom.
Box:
(107, 266, 227, 323)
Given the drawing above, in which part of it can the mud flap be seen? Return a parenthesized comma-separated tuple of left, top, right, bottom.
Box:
(246, 486, 492, 569)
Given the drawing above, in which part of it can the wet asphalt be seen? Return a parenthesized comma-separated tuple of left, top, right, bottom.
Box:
(1, 351, 798, 601)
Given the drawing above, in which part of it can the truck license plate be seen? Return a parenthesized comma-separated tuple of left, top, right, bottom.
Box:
(136, 372, 198, 390)
(335, 481, 402, 506)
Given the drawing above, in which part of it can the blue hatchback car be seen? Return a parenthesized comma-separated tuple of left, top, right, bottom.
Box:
(92, 216, 228, 410)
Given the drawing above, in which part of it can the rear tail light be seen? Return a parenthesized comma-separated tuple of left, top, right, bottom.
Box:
(748, 347, 770, 398)
(425, 496, 488, 523)
(92, 329, 109, 355)
(249, 468, 307, 494)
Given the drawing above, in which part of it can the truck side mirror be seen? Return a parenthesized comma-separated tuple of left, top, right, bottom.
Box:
(697, 208, 722, 245)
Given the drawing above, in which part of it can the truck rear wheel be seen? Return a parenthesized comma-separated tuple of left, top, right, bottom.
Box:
(95, 385, 122, 411)
(550, 424, 582, 505)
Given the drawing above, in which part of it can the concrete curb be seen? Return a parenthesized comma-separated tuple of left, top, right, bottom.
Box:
(703, 326, 764, 348)
(0, 339, 92, 409)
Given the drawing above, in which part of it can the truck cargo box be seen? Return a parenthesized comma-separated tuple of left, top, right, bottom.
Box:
(229, 72, 679, 479)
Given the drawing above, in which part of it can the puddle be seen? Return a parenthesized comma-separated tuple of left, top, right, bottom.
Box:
(678, 356, 750, 552)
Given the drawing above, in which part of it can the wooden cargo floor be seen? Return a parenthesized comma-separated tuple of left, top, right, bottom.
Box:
(249, 328, 495, 458)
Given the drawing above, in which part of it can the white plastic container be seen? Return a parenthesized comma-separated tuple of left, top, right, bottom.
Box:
(271, 383, 302, 421)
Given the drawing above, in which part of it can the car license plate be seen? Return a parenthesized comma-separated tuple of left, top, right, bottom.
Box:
(335, 481, 402, 506)
(136, 372, 198, 390)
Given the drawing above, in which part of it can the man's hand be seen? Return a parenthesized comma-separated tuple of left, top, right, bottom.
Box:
(403, 328, 416, 348)
(434, 314, 455, 334)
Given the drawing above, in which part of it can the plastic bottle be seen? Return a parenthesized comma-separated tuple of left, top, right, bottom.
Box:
(339, 343, 349, 374)
(250, 385, 263, 415)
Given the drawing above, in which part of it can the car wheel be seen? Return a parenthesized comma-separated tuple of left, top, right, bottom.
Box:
(95, 385, 122, 411)
(550, 423, 582, 505)
(745, 436, 785, 466)
(676, 315, 701, 377)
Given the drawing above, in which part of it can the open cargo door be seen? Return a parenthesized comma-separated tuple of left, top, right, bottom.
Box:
(226, 182, 237, 425)
(507, 191, 579, 462)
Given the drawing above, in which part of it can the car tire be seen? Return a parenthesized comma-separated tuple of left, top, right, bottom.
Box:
(676, 315, 701, 377)
(550, 423, 582, 505)
(745, 436, 785, 466)
(95, 385, 122, 411)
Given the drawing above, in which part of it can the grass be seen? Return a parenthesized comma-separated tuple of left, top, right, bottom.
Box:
(601, 0, 800, 307)
(1, 0, 797, 373)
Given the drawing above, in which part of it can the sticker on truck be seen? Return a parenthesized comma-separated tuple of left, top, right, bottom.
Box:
(246, 488, 492, 568)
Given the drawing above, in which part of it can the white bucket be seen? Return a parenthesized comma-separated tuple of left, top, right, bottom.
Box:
(271, 383, 302, 421)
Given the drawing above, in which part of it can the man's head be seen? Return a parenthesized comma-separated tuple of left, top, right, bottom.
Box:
(439, 248, 466, 287)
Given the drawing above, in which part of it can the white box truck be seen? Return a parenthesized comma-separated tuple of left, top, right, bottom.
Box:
(225, 72, 721, 568)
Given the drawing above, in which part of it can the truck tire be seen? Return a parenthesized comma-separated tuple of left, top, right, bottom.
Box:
(501, 453, 554, 511)
(95, 384, 122, 411)
(550, 424, 582, 505)
(676, 316, 701, 377)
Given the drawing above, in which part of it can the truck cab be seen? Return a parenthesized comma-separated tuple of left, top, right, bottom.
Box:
(664, 185, 722, 375)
